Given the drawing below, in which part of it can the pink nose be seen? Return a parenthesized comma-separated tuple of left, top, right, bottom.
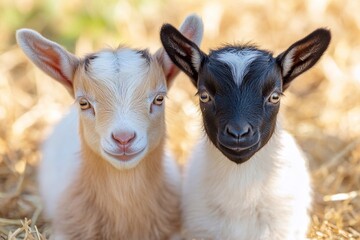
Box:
(112, 131, 136, 146)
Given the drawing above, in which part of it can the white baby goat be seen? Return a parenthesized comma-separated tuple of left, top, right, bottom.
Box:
(16, 15, 203, 240)
(161, 25, 330, 239)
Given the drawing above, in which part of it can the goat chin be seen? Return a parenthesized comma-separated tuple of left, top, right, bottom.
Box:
(182, 124, 312, 240)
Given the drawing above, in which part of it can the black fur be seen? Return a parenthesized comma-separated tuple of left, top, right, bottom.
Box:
(84, 54, 98, 72)
(197, 51, 281, 163)
(160, 26, 331, 164)
(136, 49, 151, 64)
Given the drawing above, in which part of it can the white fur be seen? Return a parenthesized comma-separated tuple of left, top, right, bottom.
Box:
(39, 106, 81, 219)
(182, 123, 312, 240)
(282, 48, 295, 77)
(217, 51, 260, 87)
(191, 48, 202, 71)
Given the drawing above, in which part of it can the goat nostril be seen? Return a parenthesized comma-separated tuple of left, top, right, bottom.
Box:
(226, 125, 239, 138)
(225, 124, 252, 139)
(226, 126, 234, 138)
(240, 125, 251, 138)
(112, 131, 136, 145)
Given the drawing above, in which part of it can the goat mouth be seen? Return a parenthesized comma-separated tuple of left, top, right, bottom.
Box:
(217, 141, 260, 164)
(218, 139, 259, 152)
(103, 147, 146, 162)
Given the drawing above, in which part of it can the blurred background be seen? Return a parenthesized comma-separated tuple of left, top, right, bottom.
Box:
(0, 0, 359, 239)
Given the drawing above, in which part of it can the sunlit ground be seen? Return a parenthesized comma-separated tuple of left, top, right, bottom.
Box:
(1, 0, 360, 239)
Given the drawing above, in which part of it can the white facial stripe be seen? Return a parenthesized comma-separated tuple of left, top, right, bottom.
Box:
(217, 51, 260, 87)
(88, 49, 149, 87)
(84, 49, 155, 106)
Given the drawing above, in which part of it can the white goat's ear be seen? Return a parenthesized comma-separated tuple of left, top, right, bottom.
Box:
(157, 14, 204, 87)
(276, 28, 331, 90)
(16, 29, 79, 96)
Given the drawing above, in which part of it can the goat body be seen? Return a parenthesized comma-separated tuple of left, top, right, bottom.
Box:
(17, 14, 204, 240)
(160, 25, 330, 239)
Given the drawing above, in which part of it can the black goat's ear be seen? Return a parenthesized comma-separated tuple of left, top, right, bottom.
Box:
(276, 28, 331, 90)
(160, 23, 205, 86)
(156, 14, 203, 89)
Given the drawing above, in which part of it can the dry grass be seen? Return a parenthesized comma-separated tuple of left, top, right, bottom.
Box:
(0, 0, 360, 239)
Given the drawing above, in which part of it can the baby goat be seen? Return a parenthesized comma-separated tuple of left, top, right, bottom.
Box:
(161, 26, 330, 239)
(16, 15, 203, 240)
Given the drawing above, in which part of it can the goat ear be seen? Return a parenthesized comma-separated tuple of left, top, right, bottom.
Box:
(276, 28, 331, 90)
(16, 29, 79, 96)
(158, 14, 205, 87)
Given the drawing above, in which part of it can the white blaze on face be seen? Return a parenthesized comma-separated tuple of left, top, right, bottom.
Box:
(73, 48, 167, 169)
(217, 50, 260, 87)
(86, 49, 150, 106)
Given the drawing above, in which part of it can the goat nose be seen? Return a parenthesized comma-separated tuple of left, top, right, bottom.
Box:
(225, 123, 252, 139)
(112, 131, 136, 145)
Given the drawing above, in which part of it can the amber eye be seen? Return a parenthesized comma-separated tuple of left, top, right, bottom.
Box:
(153, 94, 165, 105)
(199, 91, 211, 103)
(79, 97, 91, 110)
(268, 92, 281, 104)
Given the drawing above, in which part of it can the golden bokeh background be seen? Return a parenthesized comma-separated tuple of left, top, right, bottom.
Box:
(1, 0, 360, 239)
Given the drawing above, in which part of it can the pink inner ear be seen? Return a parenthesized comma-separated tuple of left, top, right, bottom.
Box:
(165, 64, 177, 83)
(33, 41, 73, 89)
(183, 27, 196, 41)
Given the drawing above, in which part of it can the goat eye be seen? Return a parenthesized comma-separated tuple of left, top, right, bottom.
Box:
(199, 91, 211, 103)
(268, 92, 281, 104)
(79, 97, 91, 110)
(153, 94, 165, 106)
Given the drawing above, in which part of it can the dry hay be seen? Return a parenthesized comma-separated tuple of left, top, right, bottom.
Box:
(1, 0, 360, 239)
